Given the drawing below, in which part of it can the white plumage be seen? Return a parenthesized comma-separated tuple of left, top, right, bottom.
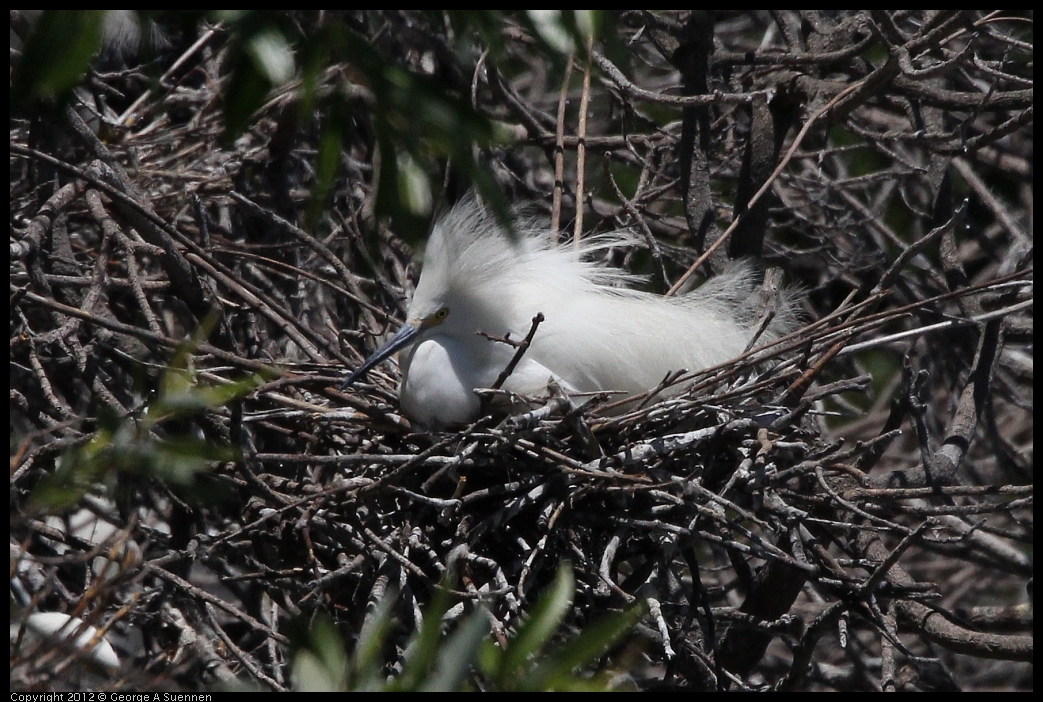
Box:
(345, 197, 793, 429)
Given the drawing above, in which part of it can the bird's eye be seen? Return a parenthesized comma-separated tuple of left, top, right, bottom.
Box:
(434, 307, 449, 321)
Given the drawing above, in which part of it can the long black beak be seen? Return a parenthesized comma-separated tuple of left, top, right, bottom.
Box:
(340, 323, 421, 390)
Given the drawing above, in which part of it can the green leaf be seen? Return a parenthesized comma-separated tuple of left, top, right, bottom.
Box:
(218, 12, 298, 141)
(392, 583, 452, 690)
(397, 151, 434, 217)
(529, 598, 648, 690)
(497, 564, 574, 687)
(245, 27, 295, 86)
(291, 616, 349, 692)
(518, 11, 602, 59)
(11, 10, 104, 109)
(351, 592, 397, 690)
(420, 609, 492, 692)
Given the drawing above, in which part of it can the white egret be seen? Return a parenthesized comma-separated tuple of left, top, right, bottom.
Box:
(343, 197, 793, 429)
(13, 612, 120, 673)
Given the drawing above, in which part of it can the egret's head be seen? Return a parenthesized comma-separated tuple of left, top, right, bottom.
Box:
(341, 197, 516, 390)
(337, 274, 454, 393)
(405, 199, 522, 339)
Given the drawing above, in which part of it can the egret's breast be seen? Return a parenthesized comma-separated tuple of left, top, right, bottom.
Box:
(399, 330, 590, 429)
(399, 337, 484, 429)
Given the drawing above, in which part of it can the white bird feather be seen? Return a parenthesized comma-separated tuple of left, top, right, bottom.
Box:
(346, 197, 795, 429)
